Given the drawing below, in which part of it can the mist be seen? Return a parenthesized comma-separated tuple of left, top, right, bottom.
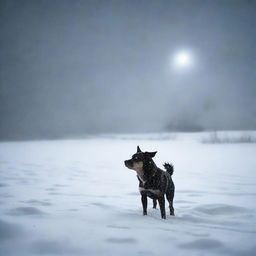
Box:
(1, 0, 256, 140)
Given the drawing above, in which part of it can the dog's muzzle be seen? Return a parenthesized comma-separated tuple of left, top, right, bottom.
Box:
(124, 160, 132, 169)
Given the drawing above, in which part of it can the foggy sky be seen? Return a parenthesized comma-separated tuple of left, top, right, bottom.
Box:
(1, 0, 256, 140)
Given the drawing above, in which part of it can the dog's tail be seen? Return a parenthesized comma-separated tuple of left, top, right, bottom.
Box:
(163, 162, 174, 176)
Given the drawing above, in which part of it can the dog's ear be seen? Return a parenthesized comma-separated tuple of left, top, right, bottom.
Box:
(145, 151, 157, 158)
(137, 146, 142, 153)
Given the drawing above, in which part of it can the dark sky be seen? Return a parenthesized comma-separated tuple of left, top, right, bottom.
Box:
(1, 0, 256, 140)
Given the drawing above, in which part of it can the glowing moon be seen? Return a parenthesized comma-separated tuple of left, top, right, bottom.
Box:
(171, 50, 194, 69)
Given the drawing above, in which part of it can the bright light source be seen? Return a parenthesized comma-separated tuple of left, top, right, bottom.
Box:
(171, 50, 194, 70)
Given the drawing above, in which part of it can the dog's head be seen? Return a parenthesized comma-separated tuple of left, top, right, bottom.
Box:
(124, 146, 157, 173)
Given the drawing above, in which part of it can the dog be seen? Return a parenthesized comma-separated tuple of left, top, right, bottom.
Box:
(124, 146, 175, 219)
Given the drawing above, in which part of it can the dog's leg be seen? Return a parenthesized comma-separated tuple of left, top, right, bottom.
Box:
(141, 195, 147, 215)
(153, 199, 157, 209)
(158, 196, 166, 219)
(166, 190, 175, 216)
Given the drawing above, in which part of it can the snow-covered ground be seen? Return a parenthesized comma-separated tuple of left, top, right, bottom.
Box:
(0, 131, 256, 256)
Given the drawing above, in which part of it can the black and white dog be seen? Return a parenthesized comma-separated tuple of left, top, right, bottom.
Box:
(124, 146, 175, 219)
